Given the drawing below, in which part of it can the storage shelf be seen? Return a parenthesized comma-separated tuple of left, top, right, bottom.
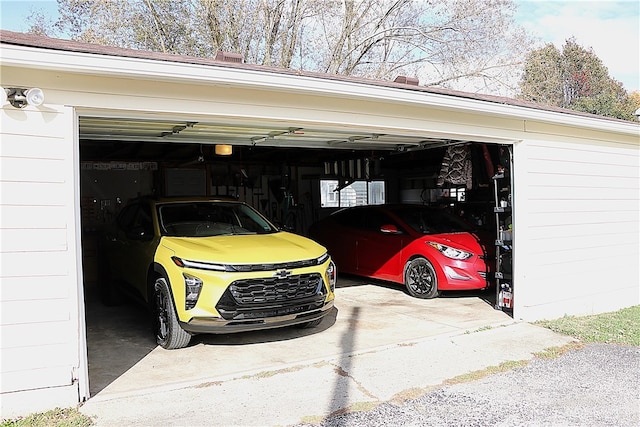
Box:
(493, 154, 514, 312)
(494, 206, 511, 213)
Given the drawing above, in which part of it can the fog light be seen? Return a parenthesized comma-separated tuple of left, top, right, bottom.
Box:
(444, 266, 471, 281)
(184, 273, 203, 310)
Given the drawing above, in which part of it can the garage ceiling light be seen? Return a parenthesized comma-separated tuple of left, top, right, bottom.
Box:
(215, 144, 233, 155)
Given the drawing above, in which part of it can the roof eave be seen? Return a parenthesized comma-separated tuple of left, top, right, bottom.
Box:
(1, 31, 638, 137)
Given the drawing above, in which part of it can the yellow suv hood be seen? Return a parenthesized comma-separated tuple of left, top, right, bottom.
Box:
(160, 231, 326, 264)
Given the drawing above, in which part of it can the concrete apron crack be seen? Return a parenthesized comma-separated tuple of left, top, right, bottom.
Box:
(331, 362, 379, 400)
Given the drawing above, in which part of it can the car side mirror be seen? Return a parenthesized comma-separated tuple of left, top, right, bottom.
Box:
(380, 224, 402, 234)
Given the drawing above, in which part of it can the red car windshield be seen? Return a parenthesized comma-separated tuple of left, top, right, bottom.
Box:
(390, 207, 474, 234)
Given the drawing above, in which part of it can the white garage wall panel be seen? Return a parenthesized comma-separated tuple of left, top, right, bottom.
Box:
(514, 137, 640, 321)
(0, 105, 85, 417)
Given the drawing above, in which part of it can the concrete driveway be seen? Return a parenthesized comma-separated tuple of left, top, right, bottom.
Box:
(85, 277, 507, 396)
(81, 276, 574, 425)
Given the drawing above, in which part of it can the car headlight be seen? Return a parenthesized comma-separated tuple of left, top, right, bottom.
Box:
(316, 252, 330, 265)
(428, 242, 472, 260)
(172, 256, 228, 271)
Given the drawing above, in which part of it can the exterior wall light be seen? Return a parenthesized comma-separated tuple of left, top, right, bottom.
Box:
(4, 87, 45, 108)
(215, 144, 233, 156)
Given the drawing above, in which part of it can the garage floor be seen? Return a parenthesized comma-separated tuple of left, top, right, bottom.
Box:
(84, 276, 512, 398)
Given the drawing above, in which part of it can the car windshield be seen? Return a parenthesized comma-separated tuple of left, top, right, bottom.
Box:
(391, 206, 474, 234)
(158, 202, 277, 237)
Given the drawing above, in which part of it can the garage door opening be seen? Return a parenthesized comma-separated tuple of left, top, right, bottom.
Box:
(77, 119, 514, 396)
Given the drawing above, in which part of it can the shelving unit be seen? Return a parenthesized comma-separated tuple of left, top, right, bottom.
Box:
(493, 149, 514, 311)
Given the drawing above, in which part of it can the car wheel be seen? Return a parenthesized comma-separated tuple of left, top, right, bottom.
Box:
(153, 277, 192, 350)
(404, 257, 440, 299)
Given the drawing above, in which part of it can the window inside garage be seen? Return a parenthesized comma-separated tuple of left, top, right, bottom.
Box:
(319, 180, 386, 207)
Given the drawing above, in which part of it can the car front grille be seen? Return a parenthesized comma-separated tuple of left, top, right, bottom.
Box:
(216, 273, 327, 320)
(229, 259, 318, 272)
(230, 273, 323, 304)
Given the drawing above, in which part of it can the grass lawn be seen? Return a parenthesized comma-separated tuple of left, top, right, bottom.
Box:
(535, 305, 640, 346)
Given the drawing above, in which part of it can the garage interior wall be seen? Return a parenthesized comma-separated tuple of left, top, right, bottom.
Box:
(0, 105, 88, 417)
(513, 129, 640, 321)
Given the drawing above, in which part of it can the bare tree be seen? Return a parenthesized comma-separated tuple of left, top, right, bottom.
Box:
(28, 0, 532, 95)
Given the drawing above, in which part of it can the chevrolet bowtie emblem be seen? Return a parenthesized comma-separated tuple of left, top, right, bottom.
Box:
(274, 269, 292, 279)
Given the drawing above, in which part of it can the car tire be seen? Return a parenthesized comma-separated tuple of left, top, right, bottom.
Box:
(404, 257, 440, 299)
(153, 276, 192, 350)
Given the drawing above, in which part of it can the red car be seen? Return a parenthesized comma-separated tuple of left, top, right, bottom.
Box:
(308, 204, 491, 298)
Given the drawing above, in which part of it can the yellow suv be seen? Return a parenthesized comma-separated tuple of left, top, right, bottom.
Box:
(100, 197, 336, 349)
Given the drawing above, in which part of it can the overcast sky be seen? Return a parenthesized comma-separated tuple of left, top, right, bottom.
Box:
(1, 0, 638, 92)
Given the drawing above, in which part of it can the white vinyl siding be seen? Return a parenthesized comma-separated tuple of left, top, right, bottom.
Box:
(514, 138, 640, 321)
(0, 105, 86, 416)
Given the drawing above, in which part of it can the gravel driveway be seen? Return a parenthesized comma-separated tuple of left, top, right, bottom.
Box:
(295, 343, 640, 427)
